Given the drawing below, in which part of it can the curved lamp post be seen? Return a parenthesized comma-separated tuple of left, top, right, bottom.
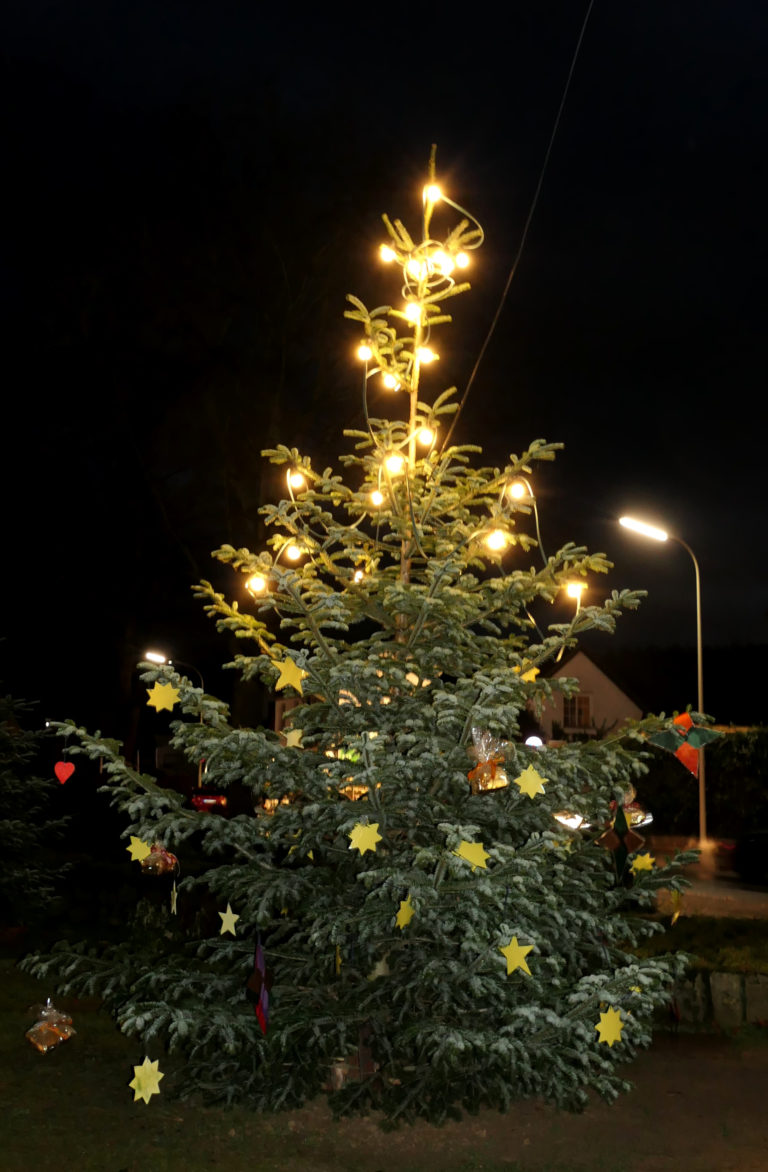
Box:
(618, 516, 707, 846)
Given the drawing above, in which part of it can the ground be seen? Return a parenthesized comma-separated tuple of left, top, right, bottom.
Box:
(4, 958, 768, 1172)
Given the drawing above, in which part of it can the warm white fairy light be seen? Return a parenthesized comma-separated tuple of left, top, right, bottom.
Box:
(382, 373, 399, 390)
(507, 479, 532, 501)
(285, 543, 303, 561)
(566, 581, 586, 600)
(431, 249, 454, 275)
(288, 470, 306, 490)
(353, 569, 365, 583)
(357, 343, 373, 361)
(417, 426, 435, 446)
(246, 573, 267, 594)
(485, 529, 508, 552)
(455, 251, 469, 268)
(404, 302, 422, 323)
(370, 490, 384, 506)
(416, 347, 438, 363)
(385, 454, 405, 475)
(379, 244, 396, 262)
(423, 184, 442, 203)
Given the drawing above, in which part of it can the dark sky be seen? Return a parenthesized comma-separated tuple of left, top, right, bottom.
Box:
(1, 1, 766, 729)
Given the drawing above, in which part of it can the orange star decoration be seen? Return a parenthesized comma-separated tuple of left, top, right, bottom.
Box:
(146, 681, 180, 712)
(218, 903, 240, 935)
(630, 852, 655, 875)
(513, 765, 548, 800)
(275, 657, 308, 695)
(126, 836, 151, 862)
(500, 936, 533, 976)
(348, 822, 382, 855)
(595, 1007, 624, 1047)
(129, 1056, 164, 1104)
(454, 841, 490, 871)
(396, 894, 415, 930)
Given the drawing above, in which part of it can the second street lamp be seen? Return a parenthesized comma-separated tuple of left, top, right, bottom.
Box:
(618, 515, 708, 849)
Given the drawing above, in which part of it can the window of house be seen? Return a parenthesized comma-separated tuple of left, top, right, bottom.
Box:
(563, 694, 592, 729)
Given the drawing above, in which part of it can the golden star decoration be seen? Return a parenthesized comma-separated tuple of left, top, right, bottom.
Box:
(500, 936, 533, 976)
(282, 726, 303, 748)
(396, 894, 415, 930)
(218, 903, 240, 936)
(126, 836, 151, 862)
(630, 852, 655, 874)
(348, 822, 382, 855)
(454, 841, 490, 871)
(129, 1056, 164, 1104)
(513, 765, 548, 800)
(595, 1007, 624, 1047)
(275, 657, 308, 695)
(146, 681, 180, 712)
(514, 664, 540, 682)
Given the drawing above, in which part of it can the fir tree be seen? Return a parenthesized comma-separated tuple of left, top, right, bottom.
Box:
(0, 691, 66, 938)
(23, 162, 699, 1126)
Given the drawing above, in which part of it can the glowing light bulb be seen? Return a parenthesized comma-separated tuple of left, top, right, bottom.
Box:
(455, 252, 469, 268)
(485, 529, 508, 552)
(416, 347, 438, 363)
(246, 573, 267, 594)
(417, 427, 435, 446)
(288, 470, 306, 490)
(431, 249, 454, 275)
(566, 581, 586, 600)
(385, 454, 405, 475)
(404, 302, 421, 323)
(370, 490, 384, 506)
(407, 258, 426, 280)
(382, 373, 399, 390)
(144, 651, 168, 665)
(357, 343, 373, 361)
(507, 479, 531, 501)
(353, 569, 365, 583)
(379, 244, 396, 262)
(285, 543, 303, 561)
(424, 184, 442, 203)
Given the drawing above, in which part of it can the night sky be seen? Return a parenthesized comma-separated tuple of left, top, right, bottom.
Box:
(2, 2, 766, 734)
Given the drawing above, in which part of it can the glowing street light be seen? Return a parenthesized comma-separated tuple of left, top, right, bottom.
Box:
(619, 515, 708, 846)
(143, 649, 206, 787)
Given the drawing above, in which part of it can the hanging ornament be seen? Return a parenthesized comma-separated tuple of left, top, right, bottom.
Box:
(54, 761, 74, 784)
(467, 728, 509, 794)
(170, 881, 178, 915)
(648, 712, 721, 777)
(499, 936, 534, 976)
(129, 1056, 164, 1104)
(348, 822, 382, 855)
(630, 852, 655, 876)
(597, 804, 645, 881)
(219, 903, 240, 935)
(454, 841, 490, 871)
(26, 999, 76, 1053)
(513, 764, 548, 800)
(245, 936, 273, 1035)
(126, 836, 152, 862)
(140, 843, 179, 876)
(274, 656, 308, 695)
(395, 894, 415, 929)
(595, 1007, 624, 1047)
(146, 682, 180, 712)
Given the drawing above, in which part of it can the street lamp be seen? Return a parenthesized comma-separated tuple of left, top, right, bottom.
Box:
(618, 515, 708, 848)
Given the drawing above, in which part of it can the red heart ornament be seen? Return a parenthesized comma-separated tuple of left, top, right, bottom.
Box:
(54, 761, 75, 784)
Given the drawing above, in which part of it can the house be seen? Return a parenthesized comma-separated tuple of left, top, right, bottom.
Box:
(536, 650, 642, 742)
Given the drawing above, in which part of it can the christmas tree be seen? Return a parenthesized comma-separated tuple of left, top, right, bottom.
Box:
(0, 690, 66, 941)
(24, 160, 699, 1126)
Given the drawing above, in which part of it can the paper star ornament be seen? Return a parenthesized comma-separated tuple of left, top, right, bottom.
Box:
(348, 822, 382, 855)
(129, 1057, 164, 1104)
(282, 726, 303, 748)
(219, 903, 240, 935)
(513, 765, 548, 799)
(454, 841, 490, 871)
(500, 936, 533, 976)
(595, 1007, 624, 1047)
(146, 681, 180, 712)
(275, 657, 308, 695)
(514, 663, 540, 682)
(630, 852, 655, 874)
(126, 836, 151, 862)
(396, 894, 415, 930)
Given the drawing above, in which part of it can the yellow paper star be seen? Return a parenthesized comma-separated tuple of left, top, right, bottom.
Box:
(348, 822, 382, 855)
(275, 657, 308, 695)
(146, 681, 180, 712)
(282, 727, 303, 748)
(218, 903, 240, 935)
(514, 663, 540, 682)
(500, 936, 534, 976)
(396, 894, 415, 930)
(126, 836, 151, 862)
(595, 1007, 624, 1047)
(454, 841, 490, 871)
(129, 1056, 164, 1104)
(630, 852, 655, 874)
(514, 765, 547, 800)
